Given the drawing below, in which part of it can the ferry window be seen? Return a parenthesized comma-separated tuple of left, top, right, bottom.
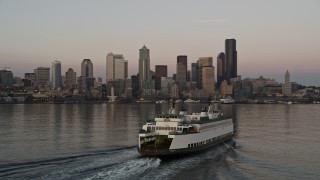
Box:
(188, 144, 190, 148)
(174, 127, 177, 131)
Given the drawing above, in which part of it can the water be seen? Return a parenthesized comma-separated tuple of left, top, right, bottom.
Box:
(0, 103, 320, 179)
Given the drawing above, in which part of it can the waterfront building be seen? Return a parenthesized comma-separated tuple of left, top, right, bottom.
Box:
(0, 70, 13, 88)
(155, 65, 168, 91)
(61, 76, 66, 89)
(21, 79, 32, 88)
(282, 70, 292, 97)
(232, 78, 253, 100)
(65, 68, 77, 90)
(225, 39, 237, 82)
(124, 79, 132, 98)
(220, 80, 233, 97)
(131, 75, 139, 98)
(176, 55, 187, 92)
(34, 67, 50, 88)
(106, 53, 128, 81)
(261, 85, 282, 96)
(24, 73, 36, 87)
(51, 60, 61, 90)
(249, 76, 279, 95)
(187, 89, 211, 100)
(139, 45, 150, 89)
(106, 79, 125, 97)
(217, 52, 225, 89)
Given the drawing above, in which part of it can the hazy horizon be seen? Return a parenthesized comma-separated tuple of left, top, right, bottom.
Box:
(1, 0, 319, 86)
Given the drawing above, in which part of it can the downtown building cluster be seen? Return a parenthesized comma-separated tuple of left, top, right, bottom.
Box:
(106, 40, 238, 101)
(0, 39, 319, 103)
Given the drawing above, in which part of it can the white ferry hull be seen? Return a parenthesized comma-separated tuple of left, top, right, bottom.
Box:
(138, 133, 234, 156)
(138, 118, 234, 156)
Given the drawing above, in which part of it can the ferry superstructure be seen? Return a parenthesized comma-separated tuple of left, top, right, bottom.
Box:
(138, 106, 234, 156)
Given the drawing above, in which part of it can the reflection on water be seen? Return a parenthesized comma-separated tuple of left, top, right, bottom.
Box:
(0, 104, 320, 179)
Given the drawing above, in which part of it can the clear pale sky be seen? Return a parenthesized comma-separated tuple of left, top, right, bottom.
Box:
(0, 0, 319, 85)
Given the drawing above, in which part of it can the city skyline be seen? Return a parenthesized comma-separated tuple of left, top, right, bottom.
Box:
(1, 0, 320, 86)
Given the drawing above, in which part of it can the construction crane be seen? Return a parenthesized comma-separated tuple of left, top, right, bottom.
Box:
(0, 66, 11, 70)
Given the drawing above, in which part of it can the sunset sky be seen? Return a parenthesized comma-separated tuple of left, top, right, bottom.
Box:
(0, 0, 319, 85)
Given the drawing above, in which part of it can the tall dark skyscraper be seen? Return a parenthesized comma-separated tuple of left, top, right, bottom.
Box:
(139, 45, 150, 89)
(81, 59, 94, 92)
(155, 65, 167, 90)
(191, 63, 198, 82)
(225, 39, 237, 82)
(217, 52, 225, 88)
(176, 55, 187, 91)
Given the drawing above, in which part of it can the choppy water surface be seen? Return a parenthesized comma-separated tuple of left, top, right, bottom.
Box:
(0, 103, 319, 179)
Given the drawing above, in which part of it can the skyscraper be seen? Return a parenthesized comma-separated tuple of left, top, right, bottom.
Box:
(225, 39, 237, 82)
(124, 60, 128, 79)
(65, 68, 76, 90)
(81, 59, 94, 92)
(198, 57, 213, 90)
(217, 52, 225, 89)
(139, 45, 150, 88)
(282, 70, 292, 96)
(0, 70, 13, 88)
(202, 66, 215, 93)
(51, 60, 61, 90)
(176, 55, 187, 91)
(81, 59, 93, 79)
(106, 53, 127, 81)
(34, 67, 50, 88)
(191, 63, 199, 82)
(155, 65, 167, 90)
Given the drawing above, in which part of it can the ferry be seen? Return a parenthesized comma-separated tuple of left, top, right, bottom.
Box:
(184, 99, 200, 103)
(220, 97, 235, 104)
(138, 105, 234, 156)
